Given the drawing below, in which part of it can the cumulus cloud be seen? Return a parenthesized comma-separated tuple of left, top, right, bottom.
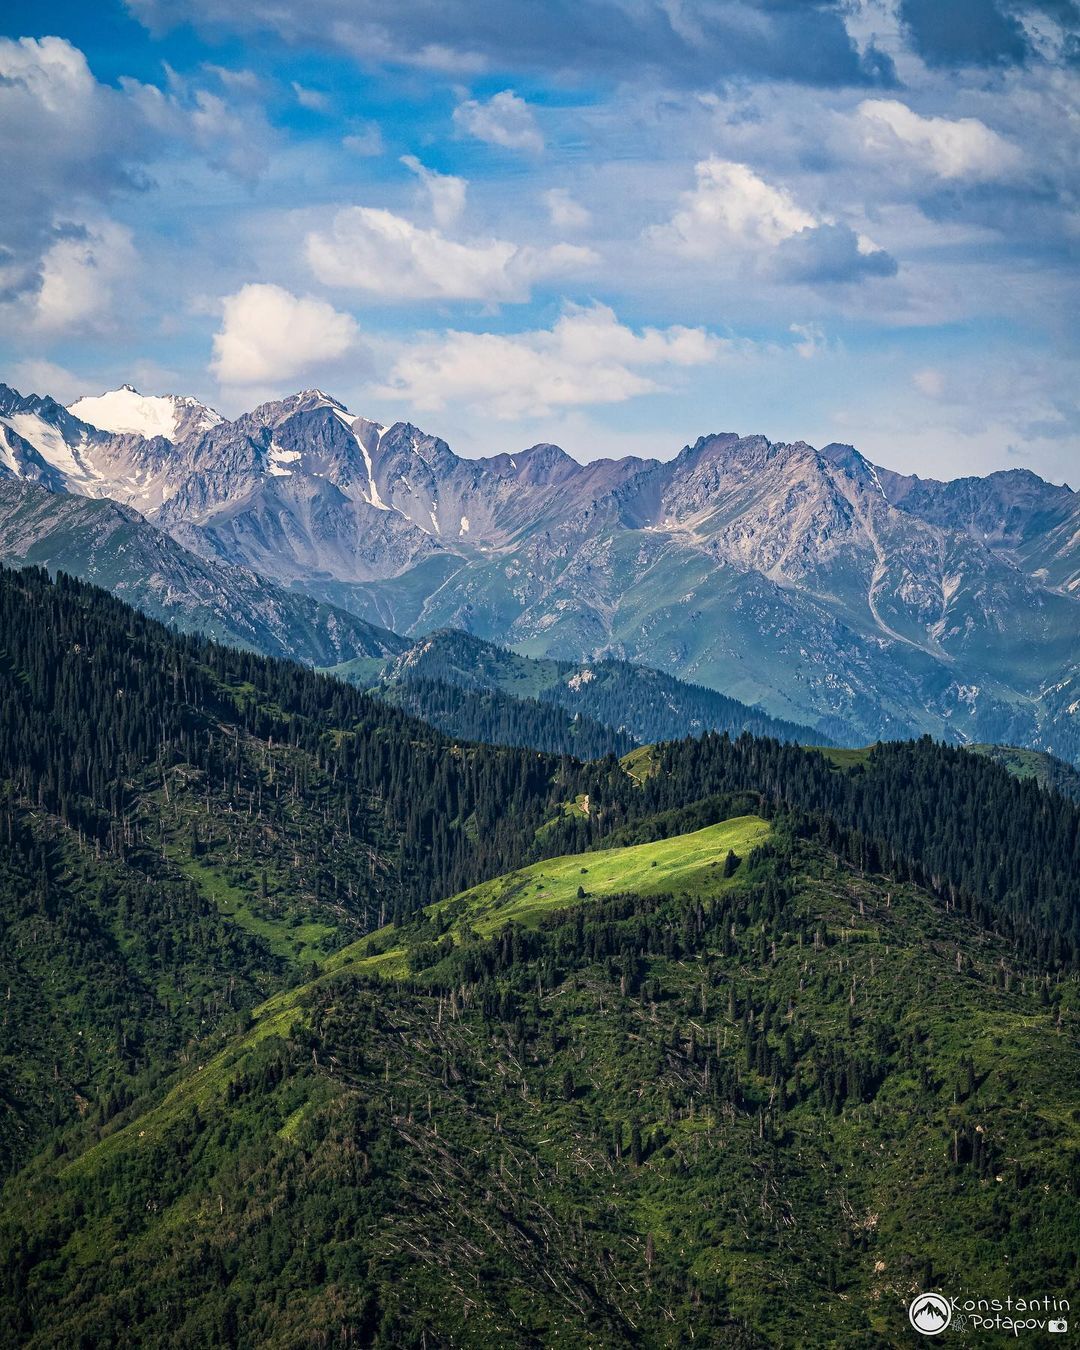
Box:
(898, 0, 1037, 67)
(651, 156, 896, 284)
(9, 358, 85, 405)
(774, 223, 898, 284)
(0, 38, 149, 276)
(126, 68, 273, 184)
(453, 90, 544, 152)
(306, 207, 597, 302)
(790, 323, 827, 359)
(543, 189, 591, 230)
(653, 158, 817, 256)
(292, 81, 330, 111)
(377, 302, 726, 418)
(401, 155, 468, 229)
(0, 32, 275, 326)
(856, 99, 1023, 180)
(31, 219, 138, 332)
(211, 283, 359, 384)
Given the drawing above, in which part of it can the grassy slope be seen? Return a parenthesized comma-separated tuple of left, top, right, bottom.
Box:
(433, 816, 768, 929)
(967, 743, 1080, 799)
(621, 743, 659, 784)
(338, 815, 771, 978)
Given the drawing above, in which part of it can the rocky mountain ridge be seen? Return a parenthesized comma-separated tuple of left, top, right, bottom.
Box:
(3, 379, 1077, 760)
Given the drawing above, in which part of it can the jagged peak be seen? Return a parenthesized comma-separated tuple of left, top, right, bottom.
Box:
(296, 387, 346, 407)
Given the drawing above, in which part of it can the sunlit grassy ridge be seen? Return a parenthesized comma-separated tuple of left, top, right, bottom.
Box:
(436, 815, 769, 932)
(64, 817, 770, 1167)
(330, 814, 770, 980)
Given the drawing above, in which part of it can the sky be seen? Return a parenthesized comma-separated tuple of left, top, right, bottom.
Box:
(0, 0, 1077, 482)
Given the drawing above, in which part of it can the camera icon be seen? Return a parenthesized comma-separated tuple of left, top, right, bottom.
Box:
(1049, 1319, 1068, 1334)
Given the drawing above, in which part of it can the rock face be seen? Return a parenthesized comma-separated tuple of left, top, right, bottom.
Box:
(2, 378, 1078, 761)
(876, 464, 1080, 593)
(0, 476, 406, 667)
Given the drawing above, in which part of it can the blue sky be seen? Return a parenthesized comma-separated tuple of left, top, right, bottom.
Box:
(1, 0, 1077, 482)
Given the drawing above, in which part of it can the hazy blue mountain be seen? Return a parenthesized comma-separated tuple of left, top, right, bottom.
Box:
(325, 626, 833, 753)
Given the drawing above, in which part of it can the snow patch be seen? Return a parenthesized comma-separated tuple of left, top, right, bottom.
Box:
(8, 413, 91, 480)
(866, 461, 887, 500)
(0, 427, 17, 475)
(267, 441, 302, 477)
(69, 385, 221, 442)
(459, 515, 470, 534)
(332, 408, 390, 510)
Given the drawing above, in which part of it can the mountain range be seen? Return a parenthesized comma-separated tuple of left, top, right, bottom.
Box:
(1, 378, 1077, 762)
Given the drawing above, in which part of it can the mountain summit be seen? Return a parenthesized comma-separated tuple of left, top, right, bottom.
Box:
(68, 385, 223, 443)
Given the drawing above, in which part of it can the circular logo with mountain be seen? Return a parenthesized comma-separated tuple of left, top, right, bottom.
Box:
(909, 1292, 952, 1335)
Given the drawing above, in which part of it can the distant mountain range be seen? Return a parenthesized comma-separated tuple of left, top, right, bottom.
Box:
(327, 627, 826, 756)
(1, 378, 1077, 761)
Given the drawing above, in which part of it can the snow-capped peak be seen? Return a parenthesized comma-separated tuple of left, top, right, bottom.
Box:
(69, 386, 223, 443)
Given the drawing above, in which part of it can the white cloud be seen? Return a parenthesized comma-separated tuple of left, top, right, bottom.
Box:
(0, 33, 274, 303)
(652, 157, 817, 257)
(543, 188, 591, 230)
(378, 302, 726, 418)
(855, 99, 1023, 181)
(453, 90, 544, 153)
(401, 154, 468, 229)
(211, 283, 359, 385)
(343, 122, 384, 156)
(203, 64, 263, 93)
(0, 38, 147, 274)
(790, 323, 826, 359)
(292, 81, 329, 112)
(649, 155, 895, 284)
(306, 207, 597, 302)
(128, 73, 273, 184)
(33, 219, 137, 332)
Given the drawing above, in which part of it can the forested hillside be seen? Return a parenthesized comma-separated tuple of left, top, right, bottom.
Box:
(1, 568, 1078, 1346)
(376, 676, 634, 760)
(3, 826, 1078, 1347)
(967, 742, 1080, 801)
(0, 566, 615, 1168)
